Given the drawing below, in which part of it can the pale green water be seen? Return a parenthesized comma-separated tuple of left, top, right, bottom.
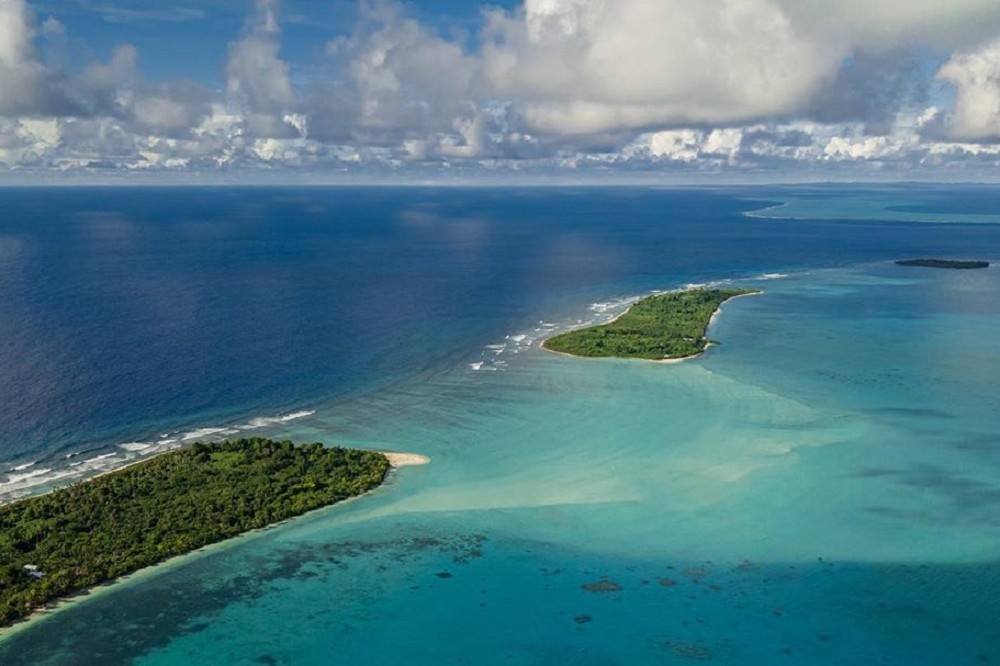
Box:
(4, 261, 999, 665)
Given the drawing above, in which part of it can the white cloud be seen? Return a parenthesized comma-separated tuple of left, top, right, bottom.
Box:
(130, 87, 207, 134)
(225, 0, 299, 138)
(937, 38, 1000, 141)
(823, 135, 903, 160)
(645, 130, 704, 162)
(18, 118, 60, 149)
(40, 16, 65, 37)
(0, 116, 61, 166)
(465, 0, 1000, 138)
(79, 43, 136, 111)
(0, 0, 35, 72)
(314, 3, 478, 146)
(0, 0, 63, 115)
(779, 0, 1000, 51)
(483, 0, 831, 134)
(437, 113, 492, 158)
(5, 0, 1000, 175)
(702, 129, 743, 160)
(321, 0, 1000, 159)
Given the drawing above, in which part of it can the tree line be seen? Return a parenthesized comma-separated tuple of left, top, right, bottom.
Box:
(0, 438, 389, 625)
(543, 288, 759, 360)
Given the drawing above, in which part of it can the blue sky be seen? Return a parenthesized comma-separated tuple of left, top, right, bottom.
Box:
(4, 0, 1000, 182)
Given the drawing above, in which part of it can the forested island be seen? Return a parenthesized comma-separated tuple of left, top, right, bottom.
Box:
(543, 288, 759, 360)
(0, 438, 389, 626)
(896, 259, 989, 269)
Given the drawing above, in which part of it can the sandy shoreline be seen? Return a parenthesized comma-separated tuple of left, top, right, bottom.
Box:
(541, 290, 760, 364)
(542, 343, 706, 364)
(707, 291, 759, 326)
(382, 452, 431, 467)
(0, 446, 430, 641)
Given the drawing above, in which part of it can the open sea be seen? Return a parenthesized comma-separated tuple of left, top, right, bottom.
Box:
(1, 184, 999, 664)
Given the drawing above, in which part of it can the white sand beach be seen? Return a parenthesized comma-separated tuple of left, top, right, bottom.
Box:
(382, 452, 431, 467)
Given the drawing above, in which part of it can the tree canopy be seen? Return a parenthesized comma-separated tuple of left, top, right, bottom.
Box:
(543, 288, 758, 360)
(0, 438, 389, 626)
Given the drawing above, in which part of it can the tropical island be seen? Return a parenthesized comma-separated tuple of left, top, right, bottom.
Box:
(543, 288, 759, 360)
(0, 438, 391, 626)
(895, 258, 990, 269)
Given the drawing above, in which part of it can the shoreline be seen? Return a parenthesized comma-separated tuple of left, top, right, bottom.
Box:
(382, 452, 432, 467)
(542, 344, 707, 364)
(0, 447, 429, 641)
(707, 290, 760, 326)
(541, 289, 760, 364)
(0, 410, 321, 505)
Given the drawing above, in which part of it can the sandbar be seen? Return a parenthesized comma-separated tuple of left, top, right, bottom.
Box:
(382, 452, 431, 467)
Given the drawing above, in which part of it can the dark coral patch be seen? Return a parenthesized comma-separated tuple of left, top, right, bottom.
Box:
(659, 639, 712, 660)
(581, 579, 622, 593)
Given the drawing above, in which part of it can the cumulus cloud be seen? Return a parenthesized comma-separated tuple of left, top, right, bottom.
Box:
(489, 0, 1000, 136)
(806, 49, 927, 135)
(117, 80, 211, 137)
(481, 0, 832, 134)
(645, 130, 703, 162)
(6, 0, 1000, 175)
(72, 43, 212, 137)
(937, 39, 1000, 142)
(0, 0, 76, 116)
(321, 0, 1000, 157)
(225, 0, 299, 138)
(77, 43, 136, 113)
(309, 2, 480, 150)
(778, 0, 1000, 51)
(0, 117, 60, 166)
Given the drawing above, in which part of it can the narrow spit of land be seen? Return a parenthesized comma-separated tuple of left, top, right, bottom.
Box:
(0, 438, 391, 626)
(543, 288, 760, 361)
(895, 258, 990, 269)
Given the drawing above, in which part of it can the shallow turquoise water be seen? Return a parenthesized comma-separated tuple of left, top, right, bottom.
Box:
(4, 260, 999, 665)
(744, 188, 1000, 223)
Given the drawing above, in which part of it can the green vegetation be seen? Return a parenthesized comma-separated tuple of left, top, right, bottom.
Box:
(896, 258, 989, 269)
(543, 288, 759, 360)
(0, 438, 389, 626)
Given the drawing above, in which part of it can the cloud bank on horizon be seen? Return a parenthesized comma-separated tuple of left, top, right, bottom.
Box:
(3, 0, 1000, 179)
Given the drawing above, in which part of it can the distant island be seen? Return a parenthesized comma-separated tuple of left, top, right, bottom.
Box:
(895, 259, 989, 269)
(543, 288, 759, 361)
(0, 438, 391, 626)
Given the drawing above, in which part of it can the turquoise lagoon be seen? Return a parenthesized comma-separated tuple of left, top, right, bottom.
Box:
(0, 187, 998, 664)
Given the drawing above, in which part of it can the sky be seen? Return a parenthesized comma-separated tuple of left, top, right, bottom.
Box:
(4, 0, 1000, 182)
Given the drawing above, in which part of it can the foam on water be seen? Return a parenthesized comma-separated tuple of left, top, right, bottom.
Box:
(468, 293, 650, 372)
(241, 410, 316, 428)
(468, 278, 770, 373)
(0, 409, 318, 503)
(10, 260, 989, 665)
(3, 467, 52, 486)
(118, 442, 152, 452)
(3, 188, 1000, 664)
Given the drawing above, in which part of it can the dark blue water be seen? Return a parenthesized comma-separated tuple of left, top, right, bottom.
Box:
(3, 186, 1000, 666)
(3, 186, 997, 466)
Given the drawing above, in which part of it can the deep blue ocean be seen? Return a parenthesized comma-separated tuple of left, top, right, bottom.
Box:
(1, 185, 999, 664)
